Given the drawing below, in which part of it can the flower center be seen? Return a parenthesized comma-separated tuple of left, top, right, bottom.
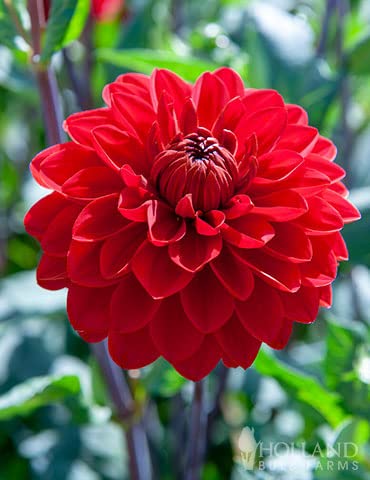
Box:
(151, 128, 239, 211)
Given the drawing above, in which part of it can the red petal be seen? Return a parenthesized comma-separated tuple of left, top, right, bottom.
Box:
(319, 285, 332, 307)
(72, 193, 129, 242)
(41, 203, 81, 256)
(211, 245, 254, 300)
(180, 266, 234, 333)
(103, 73, 150, 106)
(276, 125, 318, 155)
(235, 278, 289, 349)
(286, 104, 308, 125)
(169, 228, 222, 272)
(265, 223, 312, 263)
(297, 196, 344, 234)
(108, 326, 159, 369)
(214, 67, 245, 97)
(110, 274, 160, 333)
(223, 194, 253, 219)
(215, 314, 261, 368)
(35, 143, 101, 192)
(279, 286, 320, 324)
(92, 125, 149, 175)
(175, 194, 196, 218)
(68, 240, 116, 287)
(67, 284, 112, 342)
(111, 93, 155, 141)
(242, 89, 284, 111)
(311, 136, 337, 161)
(232, 247, 301, 293)
(151, 68, 191, 116)
(148, 200, 186, 245)
(62, 167, 122, 200)
(255, 149, 304, 182)
(132, 241, 194, 299)
(321, 189, 361, 223)
(118, 187, 152, 222)
(30, 144, 63, 188)
(37, 254, 68, 290)
(300, 238, 338, 287)
(306, 154, 345, 183)
(221, 215, 275, 248)
(235, 107, 287, 156)
(194, 211, 225, 236)
(100, 223, 147, 279)
(252, 190, 308, 221)
(24, 192, 67, 240)
(193, 72, 229, 129)
(157, 92, 179, 145)
(180, 98, 198, 135)
(150, 295, 204, 362)
(63, 108, 111, 147)
(173, 336, 221, 381)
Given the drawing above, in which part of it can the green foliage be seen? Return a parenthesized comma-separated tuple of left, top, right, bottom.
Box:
(347, 31, 370, 75)
(0, 375, 80, 420)
(254, 349, 347, 427)
(40, 0, 89, 63)
(0, 0, 19, 49)
(97, 48, 221, 82)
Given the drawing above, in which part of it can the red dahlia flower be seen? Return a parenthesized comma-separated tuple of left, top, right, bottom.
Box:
(25, 68, 360, 381)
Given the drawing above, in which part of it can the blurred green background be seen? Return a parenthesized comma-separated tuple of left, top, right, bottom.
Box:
(0, 0, 369, 479)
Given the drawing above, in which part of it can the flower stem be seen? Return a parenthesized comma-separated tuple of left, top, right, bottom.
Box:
(185, 380, 208, 480)
(92, 342, 153, 480)
(28, 0, 64, 145)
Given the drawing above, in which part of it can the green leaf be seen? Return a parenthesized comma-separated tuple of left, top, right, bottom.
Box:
(0, 0, 18, 49)
(346, 31, 370, 76)
(254, 349, 347, 427)
(324, 319, 360, 390)
(40, 0, 89, 63)
(96, 48, 220, 82)
(0, 375, 81, 420)
(142, 359, 186, 397)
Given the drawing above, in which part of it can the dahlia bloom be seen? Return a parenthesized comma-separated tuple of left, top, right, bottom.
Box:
(25, 68, 360, 381)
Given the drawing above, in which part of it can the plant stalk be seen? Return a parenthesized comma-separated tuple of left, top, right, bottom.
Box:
(185, 380, 208, 480)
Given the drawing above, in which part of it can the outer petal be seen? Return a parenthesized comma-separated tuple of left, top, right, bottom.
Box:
(210, 245, 255, 300)
(215, 314, 261, 369)
(41, 203, 81, 256)
(67, 284, 113, 341)
(279, 286, 320, 324)
(180, 266, 234, 333)
(37, 254, 68, 290)
(232, 247, 301, 293)
(63, 108, 111, 147)
(234, 107, 287, 156)
(72, 193, 129, 242)
(173, 336, 221, 381)
(265, 223, 313, 263)
(251, 190, 308, 221)
(276, 125, 318, 155)
(108, 326, 159, 369)
(149, 295, 204, 362)
(62, 167, 123, 200)
(221, 216, 275, 248)
(67, 240, 116, 287)
(132, 241, 194, 299)
(297, 196, 344, 234)
(24, 192, 68, 241)
(214, 67, 245, 98)
(100, 223, 147, 279)
(92, 125, 149, 175)
(235, 278, 290, 349)
(110, 274, 161, 333)
(169, 228, 222, 272)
